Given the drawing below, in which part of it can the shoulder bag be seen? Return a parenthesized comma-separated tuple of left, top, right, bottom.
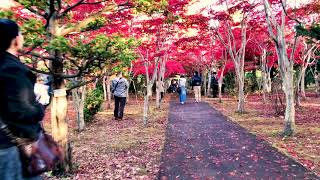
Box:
(112, 78, 122, 94)
(0, 118, 63, 177)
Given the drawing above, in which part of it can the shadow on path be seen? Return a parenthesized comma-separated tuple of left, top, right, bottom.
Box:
(159, 101, 319, 180)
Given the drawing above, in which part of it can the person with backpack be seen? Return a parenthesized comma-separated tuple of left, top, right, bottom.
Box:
(111, 71, 129, 120)
(192, 71, 202, 103)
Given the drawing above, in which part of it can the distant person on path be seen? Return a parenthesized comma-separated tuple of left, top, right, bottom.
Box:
(192, 71, 202, 102)
(211, 72, 219, 98)
(0, 19, 44, 180)
(178, 75, 187, 104)
(112, 71, 129, 120)
(167, 79, 178, 93)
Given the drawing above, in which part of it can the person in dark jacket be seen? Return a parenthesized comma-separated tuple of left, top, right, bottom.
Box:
(0, 19, 44, 180)
(191, 71, 202, 102)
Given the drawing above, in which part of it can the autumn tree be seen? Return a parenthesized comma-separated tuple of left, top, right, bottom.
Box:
(0, 0, 144, 171)
(209, 1, 254, 113)
(262, 0, 298, 136)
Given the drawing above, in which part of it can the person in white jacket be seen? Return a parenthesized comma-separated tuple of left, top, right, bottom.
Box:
(34, 76, 50, 106)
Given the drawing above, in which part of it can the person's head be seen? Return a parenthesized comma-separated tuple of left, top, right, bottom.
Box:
(180, 74, 185, 78)
(194, 71, 199, 76)
(116, 71, 123, 77)
(0, 19, 24, 54)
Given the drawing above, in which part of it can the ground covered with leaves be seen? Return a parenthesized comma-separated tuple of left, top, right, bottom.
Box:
(44, 98, 169, 179)
(207, 93, 320, 176)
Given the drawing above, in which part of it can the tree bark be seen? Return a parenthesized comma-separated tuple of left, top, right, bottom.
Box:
(218, 67, 225, 103)
(49, 14, 72, 170)
(51, 77, 71, 172)
(203, 70, 208, 97)
(103, 75, 107, 101)
(156, 82, 161, 109)
(72, 86, 86, 132)
(156, 56, 166, 109)
(207, 69, 212, 97)
(283, 76, 295, 136)
(261, 49, 272, 103)
(263, 0, 296, 136)
(300, 69, 306, 99)
(237, 68, 245, 112)
(106, 77, 112, 109)
(143, 85, 152, 126)
(315, 72, 320, 97)
(214, 9, 247, 113)
(143, 94, 149, 126)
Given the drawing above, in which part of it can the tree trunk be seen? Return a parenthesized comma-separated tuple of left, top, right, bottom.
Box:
(143, 85, 152, 126)
(218, 74, 224, 103)
(203, 70, 207, 97)
(238, 73, 245, 113)
(207, 69, 212, 97)
(103, 76, 107, 101)
(156, 55, 166, 109)
(132, 80, 139, 104)
(156, 82, 161, 109)
(283, 76, 295, 136)
(262, 71, 267, 103)
(51, 79, 71, 172)
(48, 15, 71, 172)
(300, 68, 306, 99)
(143, 95, 149, 126)
(263, 0, 296, 136)
(72, 86, 86, 132)
(315, 73, 320, 97)
(107, 77, 112, 109)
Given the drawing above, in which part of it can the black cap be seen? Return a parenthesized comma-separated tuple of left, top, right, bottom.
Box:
(0, 19, 19, 51)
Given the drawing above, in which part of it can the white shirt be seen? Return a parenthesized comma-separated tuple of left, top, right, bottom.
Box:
(34, 83, 50, 105)
(178, 78, 187, 87)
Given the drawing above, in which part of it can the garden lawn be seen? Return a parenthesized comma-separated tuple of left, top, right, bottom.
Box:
(206, 94, 320, 176)
(43, 97, 169, 179)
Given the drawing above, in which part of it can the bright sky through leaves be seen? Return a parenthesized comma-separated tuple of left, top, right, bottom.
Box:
(187, 0, 312, 15)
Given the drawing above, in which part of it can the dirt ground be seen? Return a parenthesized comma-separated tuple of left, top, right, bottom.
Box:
(43, 97, 169, 179)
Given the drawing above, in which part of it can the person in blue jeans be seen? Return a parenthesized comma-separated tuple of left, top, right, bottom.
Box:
(0, 19, 44, 180)
(178, 75, 187, 104)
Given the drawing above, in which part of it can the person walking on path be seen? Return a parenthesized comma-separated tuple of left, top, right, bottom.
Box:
(192, 71, 202, 102)
(112, 71, 129, 120)
(178, 75, 187, 104)
(0, 19, 45, 180)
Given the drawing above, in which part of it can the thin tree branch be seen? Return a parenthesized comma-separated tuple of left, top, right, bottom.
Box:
(28, 67, 51, 75)
(67, 77, 100, 93)
(24, 51, 57, 61)
(279, 0, 301, 25)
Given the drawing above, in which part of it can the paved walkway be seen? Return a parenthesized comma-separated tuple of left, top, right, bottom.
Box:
(159, 101, 319, 179)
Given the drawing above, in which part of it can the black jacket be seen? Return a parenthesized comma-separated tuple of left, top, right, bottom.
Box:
(0, 52, 44, 149)
(191, 75, 202, 86)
